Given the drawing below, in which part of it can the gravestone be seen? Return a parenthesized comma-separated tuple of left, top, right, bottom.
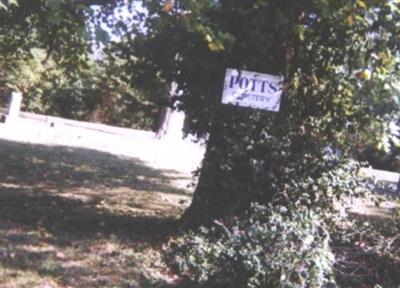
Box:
(156, 82, 185, 140)
(1, 92, 23, 124)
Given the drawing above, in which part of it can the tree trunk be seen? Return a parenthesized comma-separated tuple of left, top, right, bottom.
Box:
(181, 119, 267, 228)
(181, 42, 295, 228)
(180, 134, 239, 227)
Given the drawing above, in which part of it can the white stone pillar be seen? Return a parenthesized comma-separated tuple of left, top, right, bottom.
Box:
(156, 82, 185, 140)
(4, 91, 23, 124)
(8, 92, 23, 117)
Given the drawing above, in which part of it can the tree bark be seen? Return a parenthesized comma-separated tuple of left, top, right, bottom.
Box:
(181, 120, 260, 228)
(181, 42, 296, 229)
(181, 132, 236, 227)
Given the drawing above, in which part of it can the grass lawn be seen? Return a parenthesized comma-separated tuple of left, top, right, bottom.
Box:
(1, 136, 399, 288)
(0, 138, 191, 287)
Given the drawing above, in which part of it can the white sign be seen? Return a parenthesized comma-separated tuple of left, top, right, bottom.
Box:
(221, 68, 283, 112)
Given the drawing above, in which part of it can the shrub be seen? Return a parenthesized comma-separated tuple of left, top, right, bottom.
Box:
(166, 158, 371, 287)
(167, 204, 337, 288)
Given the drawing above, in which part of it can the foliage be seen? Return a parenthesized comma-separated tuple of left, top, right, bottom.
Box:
(359, 117, 400, 171)
(0, 0, 18, 11)
(0, 0, 164, 130)
(166, 158, 370, 287)
(124, 0, 400, 224)
(4, 48, 48, 94)
(332, 204, 400, 287)
(167, 205, 336, 288)
(21, 54, 160, 130)
(0, 0, 92, 92)
(0, 0, 91, 111)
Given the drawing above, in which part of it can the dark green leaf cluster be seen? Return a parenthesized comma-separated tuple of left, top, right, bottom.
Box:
(167, 205, 336, 288)
(21, 57, 160, 130)
(0, 0, 92, 91)
(166, 159, 370, 287)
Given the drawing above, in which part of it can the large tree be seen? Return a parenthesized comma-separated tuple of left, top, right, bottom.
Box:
(117, 0, 400, 226)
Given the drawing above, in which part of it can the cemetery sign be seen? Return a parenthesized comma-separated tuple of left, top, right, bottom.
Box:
(221, 68, 283, 112)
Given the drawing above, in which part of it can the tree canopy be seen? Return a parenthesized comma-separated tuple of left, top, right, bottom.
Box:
(115, 0, 400, 225)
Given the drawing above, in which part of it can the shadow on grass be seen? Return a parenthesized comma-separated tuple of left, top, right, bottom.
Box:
(0, 138, 192, 287)
(0, 186, 178, 241)
(0, 138, 190, 195)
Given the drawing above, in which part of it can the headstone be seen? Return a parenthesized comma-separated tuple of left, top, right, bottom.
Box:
(156, 82, 185, 140)
(1, 91, 23, 124)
